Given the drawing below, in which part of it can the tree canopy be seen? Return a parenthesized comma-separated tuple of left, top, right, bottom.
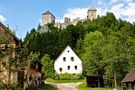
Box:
(23, 12, 135, 87)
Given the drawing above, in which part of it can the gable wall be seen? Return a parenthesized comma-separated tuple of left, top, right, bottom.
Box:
(0, 25, 17, 44)
(54, 46, 82, 74)
(0, 23, 20, 84)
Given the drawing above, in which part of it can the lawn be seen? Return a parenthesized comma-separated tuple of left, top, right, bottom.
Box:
(40, 83, 58, 90)
(46, 78, 85, 83)
(77, 82, 113, 90)
(26, 83, 58, 90)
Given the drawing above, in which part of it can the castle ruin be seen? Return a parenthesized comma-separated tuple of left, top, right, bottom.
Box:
(41, 7, 97, 29)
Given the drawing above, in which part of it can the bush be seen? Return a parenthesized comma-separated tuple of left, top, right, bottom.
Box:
(58, 73, 84, 80)
(0, 81, 23, 90)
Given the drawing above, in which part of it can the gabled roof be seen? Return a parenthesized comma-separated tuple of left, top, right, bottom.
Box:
(0, 22, 20, 44)
(42, 10, 55, 18)
(122, 68, 135, 83)
(55, 45, 81, 62)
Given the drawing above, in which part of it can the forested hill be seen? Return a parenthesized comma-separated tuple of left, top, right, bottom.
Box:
(23, 12, 135, 86)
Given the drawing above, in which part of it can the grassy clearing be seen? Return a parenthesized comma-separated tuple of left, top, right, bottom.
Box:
(46, 78, 85, 83)
(77, 82, 113, 90)
(39, 83, 58, 90)
(26, 83, 58, 90)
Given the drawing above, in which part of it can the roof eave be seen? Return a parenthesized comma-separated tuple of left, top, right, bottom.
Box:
(0, 22, 21, 44)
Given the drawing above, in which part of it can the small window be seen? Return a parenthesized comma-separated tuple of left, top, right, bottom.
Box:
(63, 57, 66, 62)
(71, 57, 74, 61)
(68, 66, 70, 70)
(67, 50, 69, 52)
(59, 68, 62, 72)
(75, 66, 77, 70)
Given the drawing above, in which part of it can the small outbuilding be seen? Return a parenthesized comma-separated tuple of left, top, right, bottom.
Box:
(122, 68, 135, 90)
(86, 76, 104, 88)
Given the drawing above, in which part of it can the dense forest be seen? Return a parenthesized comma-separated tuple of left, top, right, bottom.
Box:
(23, 12, 135, 88)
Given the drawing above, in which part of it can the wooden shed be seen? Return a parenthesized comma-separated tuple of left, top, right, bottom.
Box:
(23, 61, 43, 89)
(122, 69, 135, 90)
(86, 76, 104, 88)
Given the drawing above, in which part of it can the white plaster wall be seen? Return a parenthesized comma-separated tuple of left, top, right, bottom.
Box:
(54, 46, 82, 74)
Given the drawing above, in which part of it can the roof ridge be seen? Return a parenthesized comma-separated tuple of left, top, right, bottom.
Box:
(0, 22, 20, 43)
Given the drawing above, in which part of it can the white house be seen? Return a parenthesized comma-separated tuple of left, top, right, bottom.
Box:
(54, 46, 82, 74)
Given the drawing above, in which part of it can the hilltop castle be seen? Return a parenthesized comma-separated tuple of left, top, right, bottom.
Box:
(41, 7, 97, 29)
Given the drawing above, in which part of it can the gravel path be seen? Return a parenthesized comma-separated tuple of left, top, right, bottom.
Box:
(45, 81, 82, 90)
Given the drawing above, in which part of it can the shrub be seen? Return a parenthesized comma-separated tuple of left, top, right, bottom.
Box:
(0, 81, 23, 90)
(58, 73, 84, 80)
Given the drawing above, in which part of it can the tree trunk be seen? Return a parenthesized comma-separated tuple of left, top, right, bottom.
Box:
(114, 73, 117, 90)
(98, 78, 100, 87)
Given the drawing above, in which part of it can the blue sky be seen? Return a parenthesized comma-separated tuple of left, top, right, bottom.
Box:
(0, 0, 135, 39)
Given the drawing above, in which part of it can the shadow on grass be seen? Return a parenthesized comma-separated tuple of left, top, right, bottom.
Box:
(40, 83, 58, 90)
(77, 82, 113, 90)
(46, 78, 85, 83)
(25, 83, 58, 90)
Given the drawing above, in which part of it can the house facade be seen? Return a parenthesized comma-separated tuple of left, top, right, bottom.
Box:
(54, 46, 82, 74)
(0, 22, 20, 84)
(0, 22, 43, 89)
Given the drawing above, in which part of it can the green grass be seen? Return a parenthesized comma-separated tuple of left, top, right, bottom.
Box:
(58, 73, 83, 80)
(46, 78, 85, 83)
(77, 82, 113, 90)
(26, 83, 58, 90)
(39, 83, 58, 90)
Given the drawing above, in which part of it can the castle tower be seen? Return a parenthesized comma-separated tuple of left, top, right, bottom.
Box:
(64, 17, 71, 25)
(87, 7, 97, 20)
(41, 11, 55, 26)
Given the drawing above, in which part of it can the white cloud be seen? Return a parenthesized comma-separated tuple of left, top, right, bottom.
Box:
(0, 15, 6, 22)
(56, 7, 88, 23)
(56, 18, 64, 23)
(111, 3, 125, 18)
(39, 18, 42, 24)
(110, 0, 133, 4)
(56, 0, 135, 23)
(123, 2, 135, 17)
(110, 2, 135, 23)
(125, 17, 135, 23)
(56, 6, 111, 23)
(97, 8, 108, 16)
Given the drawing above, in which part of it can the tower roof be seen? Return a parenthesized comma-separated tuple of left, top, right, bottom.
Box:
(42, 10, 55, 18)
(42, 10, 51, 15)
(88, 7, 97, 11)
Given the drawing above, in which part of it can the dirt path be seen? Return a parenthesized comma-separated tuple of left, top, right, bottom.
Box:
(45, 81, 82, 90)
